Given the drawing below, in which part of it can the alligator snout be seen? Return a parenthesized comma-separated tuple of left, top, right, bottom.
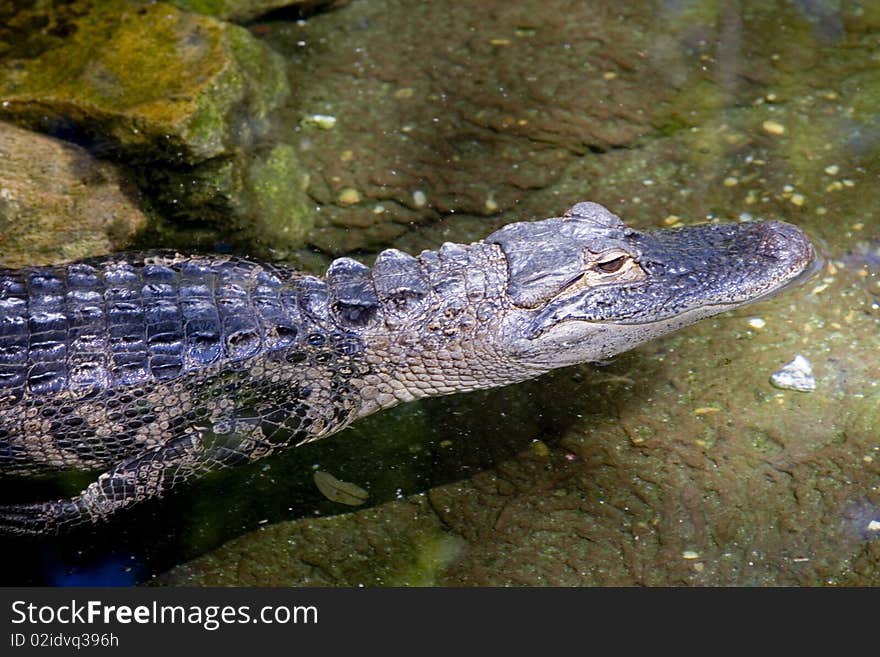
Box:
(757, 220, 816, 267)
(752, 220, 822, 294)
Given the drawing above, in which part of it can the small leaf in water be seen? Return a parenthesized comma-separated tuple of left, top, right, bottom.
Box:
(313, 470, 369, 506)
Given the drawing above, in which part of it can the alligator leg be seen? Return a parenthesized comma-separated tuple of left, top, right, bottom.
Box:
(0, 424, 277, 536)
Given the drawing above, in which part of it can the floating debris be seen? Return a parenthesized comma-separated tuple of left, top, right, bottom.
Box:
(770, 354, 816, 392)
(302, 114, 337, 129)
(313, 470, 369, 506)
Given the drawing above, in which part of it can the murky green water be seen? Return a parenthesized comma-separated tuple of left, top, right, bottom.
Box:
(0, 0, 878, 585)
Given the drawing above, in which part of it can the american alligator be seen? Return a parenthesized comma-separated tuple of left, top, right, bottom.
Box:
(0, 202, 817, 535)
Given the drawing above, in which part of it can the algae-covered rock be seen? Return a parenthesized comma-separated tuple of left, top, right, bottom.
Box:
(243, 143, 313, 244)
(168, 0, 349, 23)
(0, 1, 289, 164)
(145, 143, 313, 247)
(0, 121, 147, 267)
(0, 1, 313, 250)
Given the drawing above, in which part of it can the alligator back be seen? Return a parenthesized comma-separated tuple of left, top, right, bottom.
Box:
(0, 252, 367, 475)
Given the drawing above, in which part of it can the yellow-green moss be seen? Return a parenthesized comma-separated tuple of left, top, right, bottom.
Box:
(246, 144, 312, 243)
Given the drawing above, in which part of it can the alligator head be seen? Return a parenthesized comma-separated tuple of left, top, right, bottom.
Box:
(488, 202, 819, 368)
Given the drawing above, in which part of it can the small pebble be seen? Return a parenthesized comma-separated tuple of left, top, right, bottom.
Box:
(770, 354, 816, 392)
(337, 188, 361, 205)
(790, 193, 805, 206)
(302, 114, 337, 129)
(762, 120, 786, 135)
(824, 164, 839, 175)
(412, 189, 427, 207)
(682, 550, 700, 560)
(748, 317, 766, 329)
(867, 520, 880, 532)
(529, 440, 550, 457)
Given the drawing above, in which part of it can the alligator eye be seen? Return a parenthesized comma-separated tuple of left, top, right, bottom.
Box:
(595, 255, 628, 273)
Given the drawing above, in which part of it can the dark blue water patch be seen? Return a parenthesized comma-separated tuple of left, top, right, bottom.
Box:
(46, 554, 145, 587)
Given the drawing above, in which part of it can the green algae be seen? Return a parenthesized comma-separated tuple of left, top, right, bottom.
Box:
(245, 143, 313, 244)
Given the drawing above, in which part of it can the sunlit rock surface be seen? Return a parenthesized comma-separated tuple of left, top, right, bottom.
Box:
(0, 121, 147, 267)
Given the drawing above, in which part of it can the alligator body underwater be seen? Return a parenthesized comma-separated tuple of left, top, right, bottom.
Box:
(0, 202, 817, 535)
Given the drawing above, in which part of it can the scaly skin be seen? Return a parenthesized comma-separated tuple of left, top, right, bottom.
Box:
(0, 202, 818, 535)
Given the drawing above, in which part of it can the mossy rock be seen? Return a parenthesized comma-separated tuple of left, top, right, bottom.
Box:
(0, 1, 289, 164)
(142, 143, 313, 248)
(0, 1, 318, 250)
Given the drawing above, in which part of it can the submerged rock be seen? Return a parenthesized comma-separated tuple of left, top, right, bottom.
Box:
(0, 121, 147, 267)
(147, 143, 313, 247)
(157, 495, 463, 586)
(169, 0, 350, 23)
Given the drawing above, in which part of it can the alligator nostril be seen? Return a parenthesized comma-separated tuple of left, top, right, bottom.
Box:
(757, 221, 810, 263)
